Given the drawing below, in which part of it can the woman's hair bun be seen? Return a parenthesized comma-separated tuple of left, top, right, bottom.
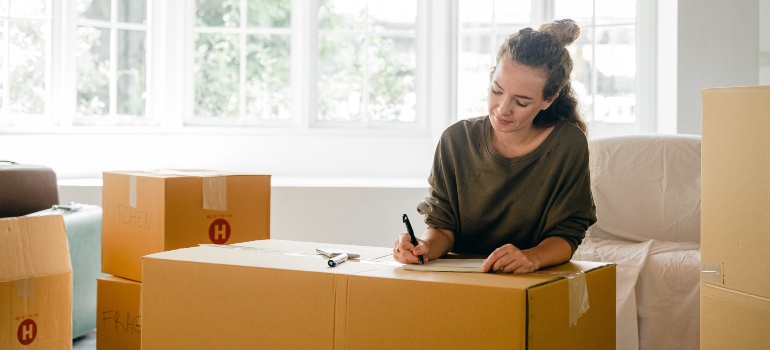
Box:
(538, 19, 580, 46)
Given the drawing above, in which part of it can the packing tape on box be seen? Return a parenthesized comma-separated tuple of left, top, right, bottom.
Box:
(567, 271, 589, 326)
(700, 261, 724, 284)
(17, 277, 35, 299)
(140, 170, 228, 211)
(202, 176, 227, 211)
(531, 270, 590, 327)
(129, 175, 137, 208)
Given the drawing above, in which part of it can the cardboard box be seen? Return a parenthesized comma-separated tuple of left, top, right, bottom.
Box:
(701, 86, 770, 298)
(97, 276, 142, 350)
(0, 215, 72, 349)
(700, 283, 770, 349)
(102, 170, 271, 282)
(141, 240, 615, 349)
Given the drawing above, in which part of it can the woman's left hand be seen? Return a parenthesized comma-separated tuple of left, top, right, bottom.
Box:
(481, 244, 538, 274)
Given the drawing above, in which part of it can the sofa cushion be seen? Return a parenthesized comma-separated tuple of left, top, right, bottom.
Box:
(588, 135, 701, 243)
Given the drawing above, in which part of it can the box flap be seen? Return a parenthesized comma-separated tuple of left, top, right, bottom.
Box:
(232, 239, 394, 261)
(105, 170, 269, 178)
(701, 283, 770, 349)
(142, 244, 394, 276)
(0, 215, 71, 281)
(358, 259, 611, 290)
(702, 86, 770, 298)
(144, 240, 612, 291)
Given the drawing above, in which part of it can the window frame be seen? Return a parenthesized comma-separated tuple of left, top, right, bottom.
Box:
(185, 0, 293, 127)
(312, 1, 425, 130)
(452, 0, 657, 136)
(0, 0, 658, 184)
(0, 0, 54, 126)
(71, 0, 154, 126)
(1, 0, 656, 137)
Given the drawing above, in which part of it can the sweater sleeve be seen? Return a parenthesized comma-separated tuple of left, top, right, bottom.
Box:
(417, 136, 457, 232)
(538, 136, 597, 255)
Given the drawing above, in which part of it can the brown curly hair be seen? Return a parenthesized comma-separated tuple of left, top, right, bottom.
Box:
(491, 19, 588, 134)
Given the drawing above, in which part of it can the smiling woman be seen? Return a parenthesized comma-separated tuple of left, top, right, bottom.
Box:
(394, 19, 597, 277)
(488, 61, 557, 158)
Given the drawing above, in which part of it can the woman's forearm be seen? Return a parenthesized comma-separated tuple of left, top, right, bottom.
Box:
(522, 236, 573, 270)
(422, 228, 455, 261)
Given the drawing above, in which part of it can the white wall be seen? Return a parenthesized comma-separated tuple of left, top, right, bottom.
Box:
(761, 0, 770, 84)
(58, 179, 430, 248)
(0, 132, 437, 180)
(675, 0, 760, 134)
(270, 184, 429, 247)
(657, 0, 678, 134)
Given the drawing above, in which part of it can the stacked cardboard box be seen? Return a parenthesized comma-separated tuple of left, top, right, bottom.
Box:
(701, 86, 770, 349)
(141, 239, 616, 350)
(1, 215, 72, 349)
(97, 170, 271, 349)
(97, 276, 142, 349)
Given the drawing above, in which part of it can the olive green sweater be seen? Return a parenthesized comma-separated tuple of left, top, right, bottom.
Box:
(417, 116, 596, 255)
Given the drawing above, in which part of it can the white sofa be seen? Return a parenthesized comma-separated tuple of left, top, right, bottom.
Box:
(574, 134, 702, 350)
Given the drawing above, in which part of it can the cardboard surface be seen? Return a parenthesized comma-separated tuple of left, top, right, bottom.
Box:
(97, 276, 142, 350)
(0, 215, 72, 349)
(700, 283, 770, 349)
(142, 240, 615, 350)
(102, 171, 271, 281)
(701, 86, 770, 299)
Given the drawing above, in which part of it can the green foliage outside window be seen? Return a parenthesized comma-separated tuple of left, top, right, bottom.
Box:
(317, 0, 416, 122)
(194, 0, 291, 120)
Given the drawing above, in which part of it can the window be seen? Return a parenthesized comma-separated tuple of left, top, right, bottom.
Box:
(0, 0, 657, 180)
(556, 0, 637, 127)
(456, 0, 531, 119)
(191, 0, 292, 124)
(75, 0, 149, 124)
(456, 0, 644, 136)
(317, 0, 418, 126)
(0, 0, 51, 124)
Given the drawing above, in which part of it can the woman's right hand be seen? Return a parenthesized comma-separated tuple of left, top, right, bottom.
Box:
(393, 233, 429, 264)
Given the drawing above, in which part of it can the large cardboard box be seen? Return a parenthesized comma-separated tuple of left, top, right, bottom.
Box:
(700, 283, 770, 350)
(0, 215, 72, 349)
(97, 276, 142, 350)
(701, 86, 770, 298)
(102, 170, 271, 282)
(142, 240, 616, 349)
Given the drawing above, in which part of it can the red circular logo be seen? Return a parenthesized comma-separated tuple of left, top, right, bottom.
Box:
(208, 218, 231, 244)
(17, 319, 37, 345)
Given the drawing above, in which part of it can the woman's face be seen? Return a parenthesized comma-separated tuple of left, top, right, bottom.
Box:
(488, 59, 555, 134)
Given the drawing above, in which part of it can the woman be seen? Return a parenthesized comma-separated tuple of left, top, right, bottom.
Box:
(394, 19, 596, 274)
